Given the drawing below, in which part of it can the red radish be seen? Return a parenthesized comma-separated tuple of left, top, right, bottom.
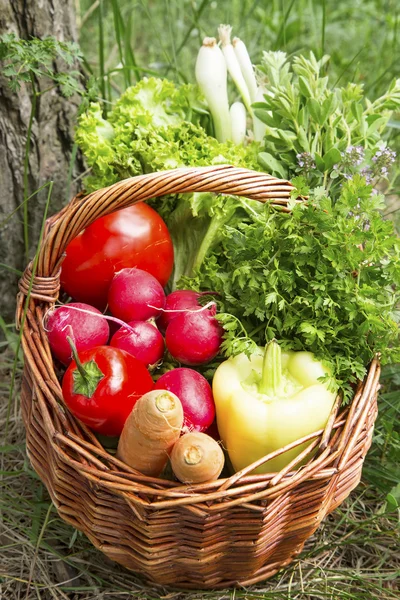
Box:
(108, 267, 166, 322)
(158, 290, 219, 332)
(158, 290, 204, 332)
(165, 308, 223, 366)
(46, 302, 109, 366)
(110, 321, 164, 368)
(154, 368, 215, 432)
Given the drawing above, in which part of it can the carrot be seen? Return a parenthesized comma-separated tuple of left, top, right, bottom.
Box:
(170, 432, 225, 484)
(117, 390, 183, 476)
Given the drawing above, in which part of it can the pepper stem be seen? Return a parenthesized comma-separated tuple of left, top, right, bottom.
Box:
(259, 339, 282, 396)
(67, 336, 87, 379)
(66, 336, 104, 398)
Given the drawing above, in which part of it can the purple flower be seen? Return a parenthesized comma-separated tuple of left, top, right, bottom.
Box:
(341, 145, 365, 168)
(360, 167, 373, 184)
(372, 146, 396, 177)
(296, 152, 315, 171)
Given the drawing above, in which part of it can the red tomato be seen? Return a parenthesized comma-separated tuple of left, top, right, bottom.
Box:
(60, 203, 174, 309)
(62, 346, 153, 436)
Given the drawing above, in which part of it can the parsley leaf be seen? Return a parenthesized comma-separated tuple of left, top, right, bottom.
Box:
(188, 177, 400, 399)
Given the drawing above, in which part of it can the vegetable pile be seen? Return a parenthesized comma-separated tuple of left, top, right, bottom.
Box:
(47, 25, 400, 479)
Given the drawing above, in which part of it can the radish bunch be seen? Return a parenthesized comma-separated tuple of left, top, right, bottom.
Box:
(48, 266, 224, 435)
(107, 269, 223, 367)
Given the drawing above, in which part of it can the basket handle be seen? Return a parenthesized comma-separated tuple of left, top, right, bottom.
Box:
(31, 165, 295, 279)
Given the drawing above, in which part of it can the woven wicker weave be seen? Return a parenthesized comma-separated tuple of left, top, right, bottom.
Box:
(17, 165, 380, 589)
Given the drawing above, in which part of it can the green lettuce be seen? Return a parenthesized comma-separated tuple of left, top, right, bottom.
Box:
(76, 77, 259, 191)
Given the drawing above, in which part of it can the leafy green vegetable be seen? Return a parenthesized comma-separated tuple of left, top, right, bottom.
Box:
(76, 77, 259, 192)
(167, 192, 263, 288)
(185, 175, 400, 398)
(256, 51, 400, 193)
(76, 77, 261, 285)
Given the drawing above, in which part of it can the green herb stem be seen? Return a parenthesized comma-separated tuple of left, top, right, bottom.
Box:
(192, 216, 224, 273)
(66, 336, 104, 398)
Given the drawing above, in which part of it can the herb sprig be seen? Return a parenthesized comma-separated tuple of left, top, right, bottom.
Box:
(255, 51, 400, 195)
(187, 176, 400, 399)
(0, 33, 83, 97)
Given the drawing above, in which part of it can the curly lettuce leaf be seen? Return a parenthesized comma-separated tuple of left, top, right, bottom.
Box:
(76, 77, 261, 192)
(75, 103, 119, 190)
(110, 76, 192, 130)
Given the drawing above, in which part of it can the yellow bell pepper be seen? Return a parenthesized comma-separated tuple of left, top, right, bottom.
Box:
(212, 340, 337, 473)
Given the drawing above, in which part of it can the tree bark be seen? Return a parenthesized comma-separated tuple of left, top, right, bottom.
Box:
(0, 0, 84, 322)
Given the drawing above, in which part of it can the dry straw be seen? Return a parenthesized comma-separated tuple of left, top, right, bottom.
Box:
(16, 165, 379, 589)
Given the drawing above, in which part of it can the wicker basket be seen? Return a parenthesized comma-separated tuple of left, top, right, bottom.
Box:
(17, 165, 380, 589)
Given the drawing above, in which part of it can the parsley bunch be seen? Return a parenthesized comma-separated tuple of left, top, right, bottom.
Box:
(186, 176, 400, 398)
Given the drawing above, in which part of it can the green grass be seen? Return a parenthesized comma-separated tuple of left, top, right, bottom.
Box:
(79, 0, 400, 100)
(1, 0, 400, 598)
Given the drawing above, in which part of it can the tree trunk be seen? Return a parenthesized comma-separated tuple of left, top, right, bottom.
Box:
(0, 0, 84, 322)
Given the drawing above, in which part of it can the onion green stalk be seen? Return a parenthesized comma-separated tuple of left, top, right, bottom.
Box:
(195, 37, 232, 143)
(232, 37, 258, 102)
(218, 24, 252, 113)
(230, 102, 247, 145)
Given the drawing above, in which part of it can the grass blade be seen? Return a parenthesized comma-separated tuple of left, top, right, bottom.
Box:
(0, 264, 23, 276)
(22, 75, 37, 262)
(0, 182, 53, 230)
(124, 8, 141, 82)
(176, 0, 211, 57)
(98, 0, 106, 107)
(321, 0, 326, 57)
(333, 46, 364, 87)
(276, 0, 297, 49)
(65, 142, 78, 205)
(110, 0, 130, 88)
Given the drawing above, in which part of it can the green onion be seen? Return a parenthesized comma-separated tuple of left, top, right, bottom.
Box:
(218, 24, 252, 113)
(230, 102, 247, 145)
(195, 37, 232, 143)
(232, 37, 258, 102)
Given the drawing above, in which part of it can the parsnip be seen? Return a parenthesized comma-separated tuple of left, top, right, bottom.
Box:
(117, 390, 183, 476)
(170, 432, 225, 484)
